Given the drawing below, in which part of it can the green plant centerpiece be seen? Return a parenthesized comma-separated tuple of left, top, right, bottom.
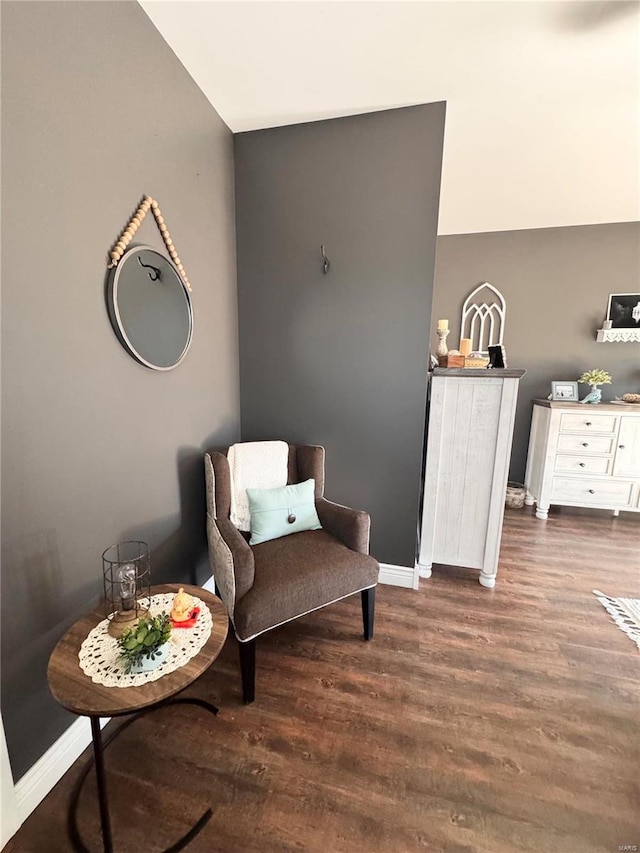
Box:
(117, 613, 172, 674)
(578, 369, 612, 405)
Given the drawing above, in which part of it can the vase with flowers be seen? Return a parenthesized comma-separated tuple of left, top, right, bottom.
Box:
(578, 369, 612, 404)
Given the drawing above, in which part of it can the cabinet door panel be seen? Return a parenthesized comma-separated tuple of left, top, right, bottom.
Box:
(431, 379, 502, 569)
(613, 417, 640, 478)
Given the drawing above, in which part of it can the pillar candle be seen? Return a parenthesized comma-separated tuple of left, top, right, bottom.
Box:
(437, 319, 449, 331)
(459, 338, 472, 357)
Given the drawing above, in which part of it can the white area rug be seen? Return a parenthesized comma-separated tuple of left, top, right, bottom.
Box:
(593, 590, 640, 652)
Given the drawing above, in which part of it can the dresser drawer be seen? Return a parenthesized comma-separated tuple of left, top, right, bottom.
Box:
(554, 455, 611, 475)
(560, 413, 618, 434)
(556, 434, 615, 455)
(551, 477, 634, 506)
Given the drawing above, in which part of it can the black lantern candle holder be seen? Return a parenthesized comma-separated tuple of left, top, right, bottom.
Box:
(102, 540, 151, 638)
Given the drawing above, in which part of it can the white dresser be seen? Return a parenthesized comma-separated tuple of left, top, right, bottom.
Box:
(418, 369, 526, 588)
(524, 400, 640, 519)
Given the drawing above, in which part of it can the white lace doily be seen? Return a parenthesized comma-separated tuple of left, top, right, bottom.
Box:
(78, 594, 213, 688)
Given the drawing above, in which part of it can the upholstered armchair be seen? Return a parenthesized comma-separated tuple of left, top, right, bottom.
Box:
(204, 443, 379, 703)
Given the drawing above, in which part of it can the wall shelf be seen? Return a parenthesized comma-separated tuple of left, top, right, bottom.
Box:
(596, 328, 640, 343)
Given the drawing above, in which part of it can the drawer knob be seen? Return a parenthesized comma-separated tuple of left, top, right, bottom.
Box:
(578, 462, 585, 467)
(619, 445, 626, 450)
(582, 442, 589, 447)
(588, 489, 595, 494)
(585, 421, 592, 426)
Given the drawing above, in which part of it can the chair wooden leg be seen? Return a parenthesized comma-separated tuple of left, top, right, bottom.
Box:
(361, 587, 375, 641)
(238, 639, 256, 704)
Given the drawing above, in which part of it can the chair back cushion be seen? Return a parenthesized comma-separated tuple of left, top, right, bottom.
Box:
(247, 479, 322, 545)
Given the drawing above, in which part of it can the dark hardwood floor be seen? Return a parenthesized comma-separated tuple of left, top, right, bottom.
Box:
(7, 507, 639, 853)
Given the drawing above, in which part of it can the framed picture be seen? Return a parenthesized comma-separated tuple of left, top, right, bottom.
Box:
(488, 344, 507, 369)
(551, 381, 579, 402)
(607, 293, 640, 329)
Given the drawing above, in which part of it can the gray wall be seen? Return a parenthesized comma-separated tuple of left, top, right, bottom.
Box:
(432, 222, 640, 481)
(1, 1, 240, 780)
(235, 104, 446, 567)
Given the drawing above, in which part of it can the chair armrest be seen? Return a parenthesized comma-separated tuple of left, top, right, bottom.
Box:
(316, 497, 371, 555)
(205, 450, 254, 607)
(217, 519, 255, 602)
(206, 514, 255, 617)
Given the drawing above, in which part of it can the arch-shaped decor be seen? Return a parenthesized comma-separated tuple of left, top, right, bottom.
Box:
(460, 282, 506, 354)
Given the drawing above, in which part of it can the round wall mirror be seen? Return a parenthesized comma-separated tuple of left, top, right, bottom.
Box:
(107, 245, 193, 370)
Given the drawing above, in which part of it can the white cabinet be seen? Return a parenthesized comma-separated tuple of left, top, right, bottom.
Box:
(418, 369, 526, 588)
(524, 401, 640, 519)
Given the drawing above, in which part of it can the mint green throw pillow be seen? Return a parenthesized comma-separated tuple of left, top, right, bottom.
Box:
(246, 479, 322, 546)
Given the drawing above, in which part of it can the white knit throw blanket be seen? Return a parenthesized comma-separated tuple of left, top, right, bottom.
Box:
(593, 590, 640, 652)
(228, 441, 289, 531)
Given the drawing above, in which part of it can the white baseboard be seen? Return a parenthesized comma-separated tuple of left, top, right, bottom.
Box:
(14, 716, 110, 828)
(201, 575, 216, 594)
(378, 563, 417, 589)
(1, 714, 20, 848)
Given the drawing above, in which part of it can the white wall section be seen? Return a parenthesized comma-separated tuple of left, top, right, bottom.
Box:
(141, 0, 640, 235)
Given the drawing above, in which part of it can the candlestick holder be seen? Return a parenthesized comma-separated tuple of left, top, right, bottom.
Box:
(436, 327, 450, 365)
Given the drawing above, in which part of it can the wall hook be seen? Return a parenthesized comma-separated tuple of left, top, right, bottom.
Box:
(137, 255, 161, 281)
(320, 245, 330, 275)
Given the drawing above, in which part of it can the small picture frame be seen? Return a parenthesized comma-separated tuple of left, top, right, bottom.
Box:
(606, 293, 640, 329)
(488, 344, 507, 369)
(551, 381, 579, 402)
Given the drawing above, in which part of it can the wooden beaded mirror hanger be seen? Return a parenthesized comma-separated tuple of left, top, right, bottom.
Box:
(106, 196, 194, 371)
(107, 195, 192, 293)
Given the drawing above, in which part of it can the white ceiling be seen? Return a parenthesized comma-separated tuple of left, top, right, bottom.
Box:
(141, 1, 640, 235)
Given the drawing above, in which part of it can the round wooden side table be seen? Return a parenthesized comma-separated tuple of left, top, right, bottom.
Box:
(48, 584, 228, 853)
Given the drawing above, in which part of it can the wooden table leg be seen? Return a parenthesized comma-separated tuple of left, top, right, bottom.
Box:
(90, 716, 113, 853)
(71, 702, 218, 852)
